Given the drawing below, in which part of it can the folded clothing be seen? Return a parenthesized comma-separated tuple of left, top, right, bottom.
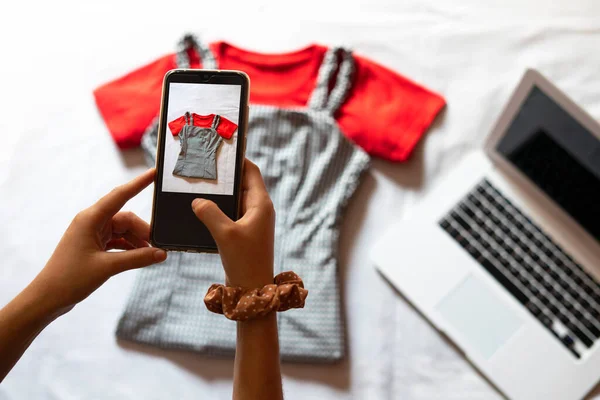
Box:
(97, 35, 445, 362)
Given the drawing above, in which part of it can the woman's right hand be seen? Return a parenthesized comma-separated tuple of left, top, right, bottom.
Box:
(191, 159, 275, 288)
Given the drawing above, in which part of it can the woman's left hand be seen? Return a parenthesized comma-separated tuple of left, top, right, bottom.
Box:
(31, 168, 167, 315)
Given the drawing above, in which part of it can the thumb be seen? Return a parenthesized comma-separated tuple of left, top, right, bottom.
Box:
(105, 247, 168, 274)
(191, 198, 233, 241)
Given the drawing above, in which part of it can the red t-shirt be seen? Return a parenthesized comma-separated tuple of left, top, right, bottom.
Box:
(168, 113, 237, 139)
(93, 41, 445, 162)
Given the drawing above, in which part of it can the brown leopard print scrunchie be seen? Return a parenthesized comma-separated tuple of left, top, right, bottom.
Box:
(204, 271, 308, 321)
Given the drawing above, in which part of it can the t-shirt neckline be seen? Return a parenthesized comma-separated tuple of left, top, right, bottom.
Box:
(214, 41, 322, 67)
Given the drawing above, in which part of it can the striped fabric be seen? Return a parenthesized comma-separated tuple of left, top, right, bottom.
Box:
(119, 35, 370, 362)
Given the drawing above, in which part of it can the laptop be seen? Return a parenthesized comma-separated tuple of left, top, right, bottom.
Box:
(371, 69, 600, 400)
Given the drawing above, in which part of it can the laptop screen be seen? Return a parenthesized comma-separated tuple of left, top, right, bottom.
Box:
(496, 86, 600, 242)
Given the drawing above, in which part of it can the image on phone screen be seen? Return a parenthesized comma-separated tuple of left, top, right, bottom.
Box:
(152, 72, 248, 251)
(163, 83, 241, 195)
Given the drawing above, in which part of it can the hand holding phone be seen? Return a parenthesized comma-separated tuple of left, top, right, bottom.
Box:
(150, 70, 250, 252)
(191, 159, 275, 287)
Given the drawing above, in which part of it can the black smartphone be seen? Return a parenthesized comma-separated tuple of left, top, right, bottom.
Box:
(150, 69, 250, 252)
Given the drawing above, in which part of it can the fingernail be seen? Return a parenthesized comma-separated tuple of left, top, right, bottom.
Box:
(192, 198, 204, 208)
(154, 249, 167, 261)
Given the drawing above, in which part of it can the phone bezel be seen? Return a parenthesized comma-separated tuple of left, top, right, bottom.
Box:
(149, 69, 250, 253)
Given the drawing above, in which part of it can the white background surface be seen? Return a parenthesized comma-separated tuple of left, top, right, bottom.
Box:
(162, 83, 240, 195)
(1, 1, 600, 399)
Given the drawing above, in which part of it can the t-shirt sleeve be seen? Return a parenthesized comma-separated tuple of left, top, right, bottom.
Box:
(337, 55, 446, 162)
(216, 116, 238, 140)
(93, 54, 177, 149)
(168, 116, 186, 136)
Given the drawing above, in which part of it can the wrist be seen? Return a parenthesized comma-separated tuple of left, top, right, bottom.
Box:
(8, 283, 63, 335)
(22, 277, 71, 321)
(226, 263, 274, 288)
(226, 273, 273, 288)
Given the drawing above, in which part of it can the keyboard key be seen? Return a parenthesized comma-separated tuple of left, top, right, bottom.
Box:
(572, 307, 585, 321)
(561, 335, 581, 358)
(540, 262, 551, 272)
(454, 215, 471, 231)
(542, 279, 553, 291)
(490, 214, 500, 225)
(569, 289, 581, 302)
(562, 334, 575, 347)
(526, 302, 541, 316)
(529, 284, 540, 296)
(479, 258, 528, 305)
(489, 248, 500, 259)
(565, 321, 594, 348)
(553, 290, 564, 303)
(540, 314, 553, 328)
(514, 220, 524, 231)
(519, 274, 530, 287)
(580, 297, 591, 311)
(531, 270, 543, 282)
(550, 255, 562, 266)
(463, 207, 475, 219)
(583, 320, 600, 338)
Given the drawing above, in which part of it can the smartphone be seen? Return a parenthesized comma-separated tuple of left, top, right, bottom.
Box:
(150, 69, 250, 252)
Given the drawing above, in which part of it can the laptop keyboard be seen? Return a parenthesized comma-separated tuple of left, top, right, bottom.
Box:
(439, 179, 600, 359)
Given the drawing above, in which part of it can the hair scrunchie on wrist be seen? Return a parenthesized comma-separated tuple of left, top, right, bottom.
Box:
(204, 271, 308, 321)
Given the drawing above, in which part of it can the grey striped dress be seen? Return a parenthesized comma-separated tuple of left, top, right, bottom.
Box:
(172, 113, 225, 180)
(118, 35, 370, 362)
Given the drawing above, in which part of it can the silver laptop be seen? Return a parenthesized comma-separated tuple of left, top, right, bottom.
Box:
(371, 69, 600, 400)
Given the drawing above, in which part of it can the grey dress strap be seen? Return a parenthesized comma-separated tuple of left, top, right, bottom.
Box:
(211, 114, 220, 130)
(141, 35, 218, 166)
(176, 34, 218, 69)
(307, 47, 356, 114)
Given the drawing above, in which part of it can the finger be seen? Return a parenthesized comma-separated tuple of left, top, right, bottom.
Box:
(90, 169, 156, 222)
(112, 211, 151, 242)
(111, 232, 150, 249)
(242, 159, 267, 193)
(104, 247, 167, 274)
(122, 232, 150, 248)
(191, 198, 234, 241)
(241, 159, 271, 213)
(107, 238, 136, 251)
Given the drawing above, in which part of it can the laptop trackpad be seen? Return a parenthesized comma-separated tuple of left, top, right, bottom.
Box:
(436, 274, 523, 359)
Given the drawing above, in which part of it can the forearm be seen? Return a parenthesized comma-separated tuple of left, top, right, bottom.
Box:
(233, 313, 283, 400)
(0, 281, 61, 382)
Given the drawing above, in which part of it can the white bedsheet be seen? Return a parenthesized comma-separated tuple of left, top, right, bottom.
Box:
(1, 1, 600, 398)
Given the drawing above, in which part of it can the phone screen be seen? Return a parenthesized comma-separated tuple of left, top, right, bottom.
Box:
(152, 71, 249, 250)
